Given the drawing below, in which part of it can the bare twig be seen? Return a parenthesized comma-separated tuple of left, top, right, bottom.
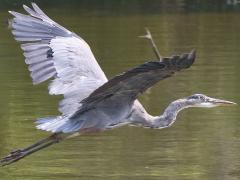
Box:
(139, 27, 162, 61)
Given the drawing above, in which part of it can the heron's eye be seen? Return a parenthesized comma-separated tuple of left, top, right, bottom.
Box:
(188, 95, 199, 100)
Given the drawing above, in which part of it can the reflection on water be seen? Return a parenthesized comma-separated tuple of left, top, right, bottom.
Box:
(0, 3, 240, 180)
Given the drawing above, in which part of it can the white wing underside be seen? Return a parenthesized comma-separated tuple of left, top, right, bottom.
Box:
(9, 3, 108, 115)
(49, 37, 107, 114)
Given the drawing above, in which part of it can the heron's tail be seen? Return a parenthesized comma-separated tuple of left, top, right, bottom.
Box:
(36, 116, 68, 132)
(36, 116, 83, 133)
(0, 133, 64, 166)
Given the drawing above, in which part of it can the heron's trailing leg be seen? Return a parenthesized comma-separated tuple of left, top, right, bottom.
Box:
(0, 133, 64, 166)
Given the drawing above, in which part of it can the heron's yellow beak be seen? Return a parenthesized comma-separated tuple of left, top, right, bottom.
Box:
(209, 98, 237, 106)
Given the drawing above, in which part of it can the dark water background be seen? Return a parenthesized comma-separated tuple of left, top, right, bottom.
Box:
(0, 1, 240, 179)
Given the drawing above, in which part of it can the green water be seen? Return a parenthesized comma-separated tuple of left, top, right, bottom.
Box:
(0, 2, 240, 180)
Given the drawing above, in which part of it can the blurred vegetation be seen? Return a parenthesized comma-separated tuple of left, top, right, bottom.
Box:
(0, 0, 240, 14)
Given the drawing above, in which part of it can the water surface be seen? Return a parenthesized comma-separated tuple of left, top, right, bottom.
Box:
(0, 3, 239, 180)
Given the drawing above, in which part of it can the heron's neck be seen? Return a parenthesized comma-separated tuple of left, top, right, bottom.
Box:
(150, 99, 190, 129)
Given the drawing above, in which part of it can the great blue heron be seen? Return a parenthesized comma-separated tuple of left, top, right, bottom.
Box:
(0, 3, 236, 166)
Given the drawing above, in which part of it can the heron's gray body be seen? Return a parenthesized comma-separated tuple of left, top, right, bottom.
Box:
(36, 53, 195, 133)
(65, 96, 133, 132)
(36, 97, 185, 132)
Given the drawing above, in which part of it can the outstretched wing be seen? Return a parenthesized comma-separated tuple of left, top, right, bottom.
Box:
(73, 50, 196, 116)
(9, 3, 107, 115)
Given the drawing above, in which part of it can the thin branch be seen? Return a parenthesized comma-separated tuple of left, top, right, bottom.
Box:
(139, 27, 162, 61)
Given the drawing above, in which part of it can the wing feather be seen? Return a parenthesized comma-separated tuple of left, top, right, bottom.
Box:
(9, 3, 107, 115)
(72, 50, 196, 118)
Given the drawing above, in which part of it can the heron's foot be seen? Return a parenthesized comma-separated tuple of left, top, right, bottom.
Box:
(0, 133, 64, 166)
(50, 133, 63, 143)
(0, 149, 26, 166)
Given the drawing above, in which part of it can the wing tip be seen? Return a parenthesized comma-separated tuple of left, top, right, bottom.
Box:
(23, 4, 32, 13)
(31, 2, 37, 6)
(31, 2, 40, 9)
(186, 49, 196, 68)
(189, 49, 196, 61)
(178, 49, 196, 69)
(22, 4, 28, 9)
(8, 10, 14, 16)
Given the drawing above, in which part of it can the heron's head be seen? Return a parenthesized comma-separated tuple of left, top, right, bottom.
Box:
(185, 94, 236, 108)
